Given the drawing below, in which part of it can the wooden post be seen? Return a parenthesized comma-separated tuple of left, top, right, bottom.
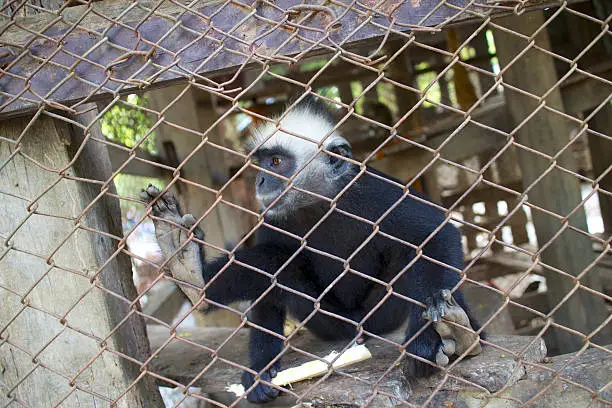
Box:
(422, 165, 442, 204)
(494, 11, 611, 352)
(338, 81, 355, 105)
(438, 66, 453, 108)
(587, 103, 612, 234)
(446, 28, 478, 110)
(469, 30, 496, 95)
(0, 110, 163, 406)
(146, 86, 228, 253)
(387, 41, 421, 133)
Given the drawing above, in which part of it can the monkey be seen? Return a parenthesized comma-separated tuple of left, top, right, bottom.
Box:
(142, 97, 483, 403)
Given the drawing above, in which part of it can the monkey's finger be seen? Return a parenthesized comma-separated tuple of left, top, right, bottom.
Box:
(423, 296, 440, 322)
(145, 184, 161, 199)
(139, 190, 151, 202)
(140, 184, 159, 202)
(441, 339, 456, 356)
(162, 192, 179, 213)
(435, 346, 449, 367)
(441, 289, 452, 301)
(447, 304, 471, 326)
(432, 319, 453, 339)
(141, 184, 175, 212)
(182, 214, 197, 228)
(436, 296, 446, 319)
(421, 306, 432, 321)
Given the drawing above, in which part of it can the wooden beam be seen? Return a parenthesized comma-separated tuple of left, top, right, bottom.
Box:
(442, 181, 523, 208)
(0, 0, 568, 119)
(561, 62, 612, 115)
(328, 62, 609, 162)
(587, 102, 612, 234)
(494, 11, 611, 352)
(356, 95, 510, 161)
(0, 109, 163, 406)
(148, 325, 547, 406)
(107, 142, 166, 178)
(213, 52, 611, 115)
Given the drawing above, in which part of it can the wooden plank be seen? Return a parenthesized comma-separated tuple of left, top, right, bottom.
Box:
(147, 326, 546, 406)
(561, 62, 612, 115)
(358, 95, 510, 161)
(107, 143, 166, 178)
(442, 181, 523, 208)
(587, 102, 612, 234)
(149, 325, 612, 407)
(142, 282, 187, 325)
(0, 0, 558, 119)
(0, 109, 163, 407)
(494, 11, 611, 352)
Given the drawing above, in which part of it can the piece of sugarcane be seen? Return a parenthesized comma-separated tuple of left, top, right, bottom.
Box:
(227, 344, 372, 396)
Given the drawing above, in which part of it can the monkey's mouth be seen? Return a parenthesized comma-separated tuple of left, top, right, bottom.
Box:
(256, 192, 286, 212)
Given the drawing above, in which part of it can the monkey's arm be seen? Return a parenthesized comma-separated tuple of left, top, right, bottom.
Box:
(142, 185, 299, 403)
(385, 197, 483, 374)
(139, 185, 207, 309)
(140, 185, 294, 307)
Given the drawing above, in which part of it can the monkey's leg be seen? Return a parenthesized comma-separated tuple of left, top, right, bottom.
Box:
(422, 289, 482, 367)
(140, 184, 207, 310)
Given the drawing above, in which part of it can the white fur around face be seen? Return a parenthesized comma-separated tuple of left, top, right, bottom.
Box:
(247, 104, 352, 216)
(248, 105, 348, 164)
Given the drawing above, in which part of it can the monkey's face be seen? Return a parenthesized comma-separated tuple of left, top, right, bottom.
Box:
(252, 147, 297, 217)
(246, 103, 354, 219)
(251, 141, 353, 219)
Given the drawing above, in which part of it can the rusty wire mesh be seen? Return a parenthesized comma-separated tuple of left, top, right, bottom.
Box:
(0, 0, 611, 406)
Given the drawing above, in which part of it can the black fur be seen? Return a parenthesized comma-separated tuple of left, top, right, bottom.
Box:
(196, 162, 481, 403)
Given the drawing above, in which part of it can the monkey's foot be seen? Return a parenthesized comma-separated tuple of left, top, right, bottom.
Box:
(140, 185, 207, 310)
(242, 364, 281, 403)
(423, 290, 482, 367)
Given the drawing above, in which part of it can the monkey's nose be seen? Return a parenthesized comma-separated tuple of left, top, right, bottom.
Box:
(258, 175, 265, 187)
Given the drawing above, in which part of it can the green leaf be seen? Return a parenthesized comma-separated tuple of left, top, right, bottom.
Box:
(101, 94, 156, 154)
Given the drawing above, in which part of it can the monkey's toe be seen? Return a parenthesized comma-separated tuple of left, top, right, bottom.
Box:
(181, 214, 197, 227)
(434, 339, 457, 367)
(422, 290, 452, 322)
(141, 185, 182, 220)
(404, 356, 438, 378)
(242, 369, 281, 403)
(139, 184, 158, 203)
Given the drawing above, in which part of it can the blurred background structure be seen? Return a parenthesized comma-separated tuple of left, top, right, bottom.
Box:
(0, 0, 610, 406)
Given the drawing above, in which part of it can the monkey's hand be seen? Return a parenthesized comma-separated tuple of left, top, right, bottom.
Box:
(241, 362, 281, 403)
(140, 185, 208, 310)
(422, 290, 482, 368)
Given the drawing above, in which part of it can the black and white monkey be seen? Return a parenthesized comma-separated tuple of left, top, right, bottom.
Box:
(142, 98, 483, 404)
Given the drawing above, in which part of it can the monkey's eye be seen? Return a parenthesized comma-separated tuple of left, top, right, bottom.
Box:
(271, 157, 282, 167)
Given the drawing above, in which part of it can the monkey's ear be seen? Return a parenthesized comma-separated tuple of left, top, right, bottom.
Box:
(327, 138, 353, 170)
(330, 142, 352, 159)
(328, 137, 352, 159)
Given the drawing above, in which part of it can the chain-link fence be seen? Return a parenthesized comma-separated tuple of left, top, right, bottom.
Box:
(1, 0, 611, 406)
